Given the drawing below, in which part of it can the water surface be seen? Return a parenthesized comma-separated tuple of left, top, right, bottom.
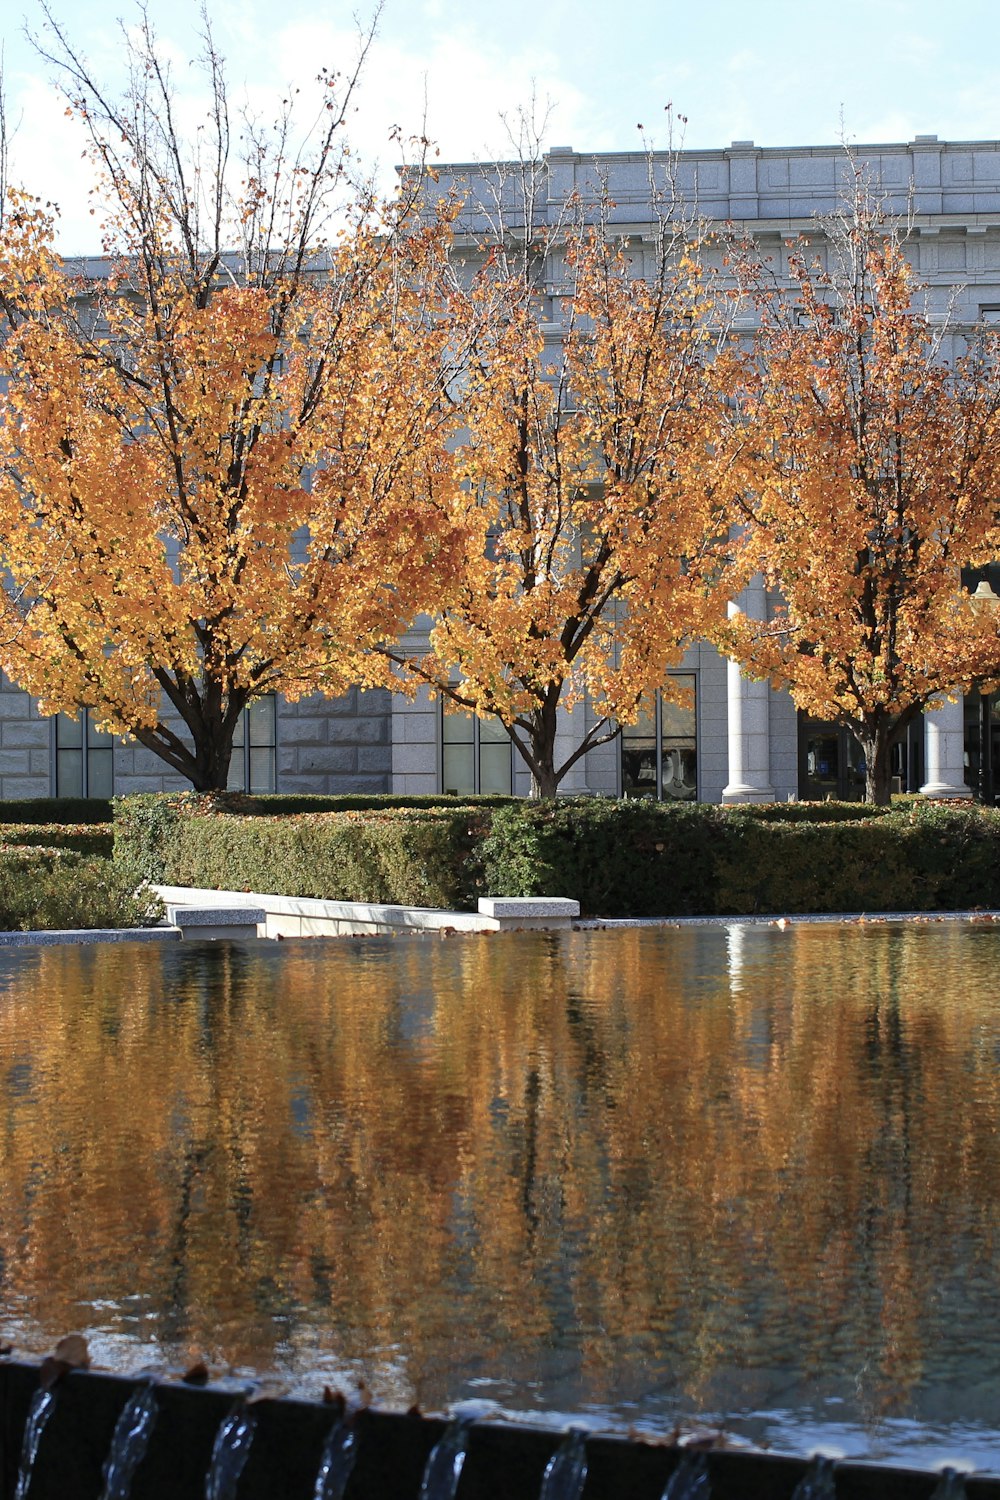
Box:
(1, 922, 999, 1470)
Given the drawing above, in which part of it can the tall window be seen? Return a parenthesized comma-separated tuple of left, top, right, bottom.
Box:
(441, 705, 512, 794)
(620, 675, 697, 800)
(55, 710, 114, 798)
(228, 695, 277, 793)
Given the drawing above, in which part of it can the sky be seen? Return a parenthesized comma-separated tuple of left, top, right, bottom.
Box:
(2, 0, 1000, 250)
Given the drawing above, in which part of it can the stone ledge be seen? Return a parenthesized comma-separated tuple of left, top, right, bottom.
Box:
(166, 904, 266, 940)
(0, 927, 182, 946)
(478, 897, 579, 918)
(153, 886, 579, 937)
(478, 897, 579, 930)
(166, 904, 265, 924)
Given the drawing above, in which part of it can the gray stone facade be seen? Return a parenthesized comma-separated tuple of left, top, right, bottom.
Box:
(275, 688, 392, 795)
(0, 678, 53, 799)
(0, 677, 393, 799)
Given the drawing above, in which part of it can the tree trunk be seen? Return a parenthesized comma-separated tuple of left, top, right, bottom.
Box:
(527, 701, 560, 798)
(184, 676, 245, 791)
(529, 763, 559, 798)
(135, 679, 244, 791)
(859, 727, 894, 806)
(188, 733, 237, 792)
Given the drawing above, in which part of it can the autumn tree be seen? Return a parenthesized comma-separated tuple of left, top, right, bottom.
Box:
(386, 153, 737, 798)
(0, 10, 462, 790)
(721, 181, 1000, 804)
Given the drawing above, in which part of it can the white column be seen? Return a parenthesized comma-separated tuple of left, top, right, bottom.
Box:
(722, 593, 776, 804)
(920, 695, 971, 798)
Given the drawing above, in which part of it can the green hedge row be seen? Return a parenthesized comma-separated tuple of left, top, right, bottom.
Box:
(480, 799, 1000, 915)
(114, 794, 490, 909)
(0, 847, 161, 930)
(723, 799, 893, 823)
(113, 792, 1000, 918)
(0, 823, 113, 857)
(0, 797, 113, 824)
(201, 792, 519, 816)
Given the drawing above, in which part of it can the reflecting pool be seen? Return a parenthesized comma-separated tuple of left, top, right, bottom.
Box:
(2, 921, 1000, 1470)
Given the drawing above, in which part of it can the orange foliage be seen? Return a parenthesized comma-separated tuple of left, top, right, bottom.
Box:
(719, 183, 1000, 802)
(388, 190, 736, 797)
(0, 19, 462, 789)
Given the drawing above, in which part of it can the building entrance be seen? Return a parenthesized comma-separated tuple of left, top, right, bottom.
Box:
(964, 692, 1000, 805)
(799, 720, 866, 801)
(798, 716, 923, 801)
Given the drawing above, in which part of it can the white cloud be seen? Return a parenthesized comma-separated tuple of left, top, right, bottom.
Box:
(7, 73, 104, 250)
(9, 0, 999, 258)
(262, 18, 593, 170)
(724, 49, 761, 76)
(5, 9, 595, 253)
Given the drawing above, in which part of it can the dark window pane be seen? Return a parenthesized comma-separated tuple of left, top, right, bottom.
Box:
(56, 714, 83, 749)
(442, 709, 474, 746)
(86, 717, 114, 749)
(622, 738, 658, 798)
(249, 696, 276, 747)
(442, 742, 475, 795)
(249, 747, 276, 794)
(56, 749, 83, 799)
(479, 742, 512, 793)
(87, 748, 114, 799)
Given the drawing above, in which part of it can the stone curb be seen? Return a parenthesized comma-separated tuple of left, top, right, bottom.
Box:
(153, 886, 580, 936)
(576, 909, 1000, 927)
(0, 926, 182, 946)
(0, 907, 996, 946)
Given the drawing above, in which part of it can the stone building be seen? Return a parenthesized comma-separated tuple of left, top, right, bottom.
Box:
(4, 135, 1000, 803)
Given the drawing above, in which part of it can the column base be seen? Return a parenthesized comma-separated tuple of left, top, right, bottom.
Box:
(722, 783, 777, 804)
(919, 781, 972, 798)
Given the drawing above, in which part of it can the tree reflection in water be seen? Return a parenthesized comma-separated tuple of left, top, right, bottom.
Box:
(1, 923, 999, 1463)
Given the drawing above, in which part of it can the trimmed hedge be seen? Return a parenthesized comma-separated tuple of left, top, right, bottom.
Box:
(476, 799, 726, 917)
(113, 792, 1000, 918)
(0, 847, 162, 930)
(0, 823, 113, 857)
(479, 799, 1000, 916)
(202, 792, 520, 816)
(0, 797, 112, 824)
(723, 800, 892, 823)
(114, 793, 489, 909)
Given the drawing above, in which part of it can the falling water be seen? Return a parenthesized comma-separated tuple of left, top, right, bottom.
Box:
(419, 1415, 473, 1500)
(312, 1417, 358, 1500)
(99, 1382, 159, 1500)
(538, 1428, 588, 1500)
(204, 1403, 258, 1500)
(790, 1455, 837, 1499)
(14, 1388, 57, 1500)
(930, 1470, 969, 1500)
(660, 1451, 711, 1499)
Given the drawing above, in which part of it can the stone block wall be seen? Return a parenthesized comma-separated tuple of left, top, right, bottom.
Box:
(0, 680, 394, 799)
(0, 679, 54, 798)
(391, 684, 440, 795)
(273, 688, 392, 795)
